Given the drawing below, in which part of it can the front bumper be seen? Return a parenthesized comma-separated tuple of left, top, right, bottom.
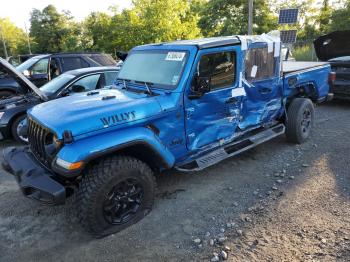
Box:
(2, 146, 66, 205)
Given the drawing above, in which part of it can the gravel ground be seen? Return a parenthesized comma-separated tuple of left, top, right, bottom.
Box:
(0, 100, 349, 262)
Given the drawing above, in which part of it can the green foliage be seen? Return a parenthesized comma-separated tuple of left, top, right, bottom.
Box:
(329, 0, 350, 31)
(29, 5, 82, 52)
(0, 18, 28, 57)
(199, 0, 277, 36)
(293, 43, 317, 61)
(1, 0, 350, 57)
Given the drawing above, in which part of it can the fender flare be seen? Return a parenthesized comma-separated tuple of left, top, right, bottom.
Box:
(55, 127, 175, 170)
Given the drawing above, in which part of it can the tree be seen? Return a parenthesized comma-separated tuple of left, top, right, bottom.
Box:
(110, 0, 202, 51)
(29, 5, 81, 52)
(198, 0, 277, 37)
(329, 0, 350, 31)
(0, 18, 28, 57)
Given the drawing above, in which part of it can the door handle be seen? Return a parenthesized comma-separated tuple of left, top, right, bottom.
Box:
(226, 97, 238, 104)
(259, 87, 272, 94)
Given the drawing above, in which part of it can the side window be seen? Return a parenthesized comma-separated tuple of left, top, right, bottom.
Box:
(198, 51, 236, 90)
(31, 58, 49, 74)
(104, 71, 118, 86)
(61, 57, 89, 72)
(70, 74, 101, 93)
(245, 47, 275, 82)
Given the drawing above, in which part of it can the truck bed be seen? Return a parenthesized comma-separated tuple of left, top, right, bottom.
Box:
(282, 61, 329, 75)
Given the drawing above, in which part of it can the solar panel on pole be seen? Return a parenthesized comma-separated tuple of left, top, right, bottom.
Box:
(280, 30, 298, 44)
(278, 8, 299, 24)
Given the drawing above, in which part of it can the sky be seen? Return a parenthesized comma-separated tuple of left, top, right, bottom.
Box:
(0, 0, 132, 29)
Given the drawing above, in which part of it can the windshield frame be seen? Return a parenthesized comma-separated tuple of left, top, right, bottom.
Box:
(117, 49, 189, 90)
(16, 57, 40, 72)
(40, 73, 76, 97)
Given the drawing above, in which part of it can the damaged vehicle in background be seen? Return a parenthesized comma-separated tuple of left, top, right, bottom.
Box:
(0, 52, 117, 99)
(314, 30, 350, 99)
(0, 58, 119, 143)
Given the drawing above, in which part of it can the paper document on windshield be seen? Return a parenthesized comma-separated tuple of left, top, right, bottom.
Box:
(165, 52, 186, 61)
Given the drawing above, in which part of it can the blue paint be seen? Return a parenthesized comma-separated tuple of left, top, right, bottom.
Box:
(26, 36, 331, 171)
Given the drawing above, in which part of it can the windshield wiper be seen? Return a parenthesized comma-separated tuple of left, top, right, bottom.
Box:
(135, 80, 154, 95)
(115, 77, 131, 90)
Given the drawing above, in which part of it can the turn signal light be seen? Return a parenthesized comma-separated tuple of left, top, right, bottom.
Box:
(329, 72, 336, 83)
(56, 158, 83, 170)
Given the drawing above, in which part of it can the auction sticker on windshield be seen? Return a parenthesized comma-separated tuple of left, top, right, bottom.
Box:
(165, 52, 186, 61)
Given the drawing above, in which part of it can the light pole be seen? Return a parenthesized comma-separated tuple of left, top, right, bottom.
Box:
(24, 23, 32, 54)
(248, 0, 253, 35)
(0, 25, 8, 59)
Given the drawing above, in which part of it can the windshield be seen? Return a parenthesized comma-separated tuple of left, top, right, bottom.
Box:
(118, 50, 188, 89)
(40, 74, 75, 95)
(16, 57, 40, 72)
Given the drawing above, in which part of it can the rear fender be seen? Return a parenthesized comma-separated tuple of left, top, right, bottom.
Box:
(56, 127, 175, 170)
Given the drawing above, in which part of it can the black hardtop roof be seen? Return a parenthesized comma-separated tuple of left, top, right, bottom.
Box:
(146, 36, 241, 49)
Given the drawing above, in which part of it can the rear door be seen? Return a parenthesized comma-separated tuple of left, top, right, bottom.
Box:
(239, 45, 283, 129)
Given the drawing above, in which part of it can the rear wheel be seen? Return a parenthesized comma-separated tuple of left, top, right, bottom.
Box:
(11, 115, 28, 143)
(76, 155, 156, 238)
(0, 91, 14, 99)
(285, 98, 315, 144)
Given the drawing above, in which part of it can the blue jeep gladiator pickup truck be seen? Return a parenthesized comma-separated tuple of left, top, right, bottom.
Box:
(2, 34, 333, 237)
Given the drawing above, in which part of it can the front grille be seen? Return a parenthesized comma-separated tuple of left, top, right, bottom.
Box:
(28, 118, 54, 167)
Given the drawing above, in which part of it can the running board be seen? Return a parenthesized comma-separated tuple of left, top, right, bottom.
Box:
(176, 124, 285, 172)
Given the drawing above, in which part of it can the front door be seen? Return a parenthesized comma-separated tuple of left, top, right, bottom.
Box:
(184, 46, 243, 152)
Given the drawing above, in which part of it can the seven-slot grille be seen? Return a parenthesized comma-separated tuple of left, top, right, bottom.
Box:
(28, 118, 53, 167)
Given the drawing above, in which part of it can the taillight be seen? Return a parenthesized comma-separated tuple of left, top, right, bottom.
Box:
(329, 72, 336, 83)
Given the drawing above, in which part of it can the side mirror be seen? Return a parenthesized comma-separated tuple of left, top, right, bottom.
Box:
(189, 76, 211, 99)
(22, 70, 31, 77)
(71, 85, 86, 93)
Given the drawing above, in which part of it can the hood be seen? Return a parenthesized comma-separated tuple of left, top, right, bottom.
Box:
(314, 30, 350, 61)
(28, 88, 163, 138)
(0, 58, 48, 101)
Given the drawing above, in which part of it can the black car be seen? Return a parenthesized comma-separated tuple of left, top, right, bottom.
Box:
(0, 58, 119, 143)
(0, 52, 117, 99)
(314, 30, 350, 99)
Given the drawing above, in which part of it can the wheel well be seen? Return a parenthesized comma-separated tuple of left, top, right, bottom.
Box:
(293, 83, 318, 101)
(8, 113, 26, 137)
(86, 143, 169, 173)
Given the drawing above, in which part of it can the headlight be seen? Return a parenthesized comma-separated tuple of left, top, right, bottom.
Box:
(6, 104, 16, 109)
(0, 112, 4, 120)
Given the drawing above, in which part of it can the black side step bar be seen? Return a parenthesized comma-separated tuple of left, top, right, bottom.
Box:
(176, 124, 285, 172)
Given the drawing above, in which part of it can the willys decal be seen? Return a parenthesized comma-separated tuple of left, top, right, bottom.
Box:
(100, 111, 136, 126)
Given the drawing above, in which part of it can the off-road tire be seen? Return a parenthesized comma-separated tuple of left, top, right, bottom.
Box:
(0, 91, 13, 99)
(11, 114, 28, 143)
(285, 98, 315, 144)
(76, 155, 156, 238)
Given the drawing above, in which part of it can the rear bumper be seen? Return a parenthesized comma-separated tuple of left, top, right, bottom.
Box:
(2, 147, 66, 205)
(330, 81, 350, 99)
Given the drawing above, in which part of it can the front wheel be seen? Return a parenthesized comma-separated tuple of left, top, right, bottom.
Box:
(75, 155, 156, 238)
(11, 115, 28, 143)
(0, 90, 14, 99)
(285, 98, 315, 144)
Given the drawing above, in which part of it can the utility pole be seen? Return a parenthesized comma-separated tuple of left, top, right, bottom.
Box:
(24, 23, 32, 54)
(0, 26, 8, 59)
(248, 0, 253, 35)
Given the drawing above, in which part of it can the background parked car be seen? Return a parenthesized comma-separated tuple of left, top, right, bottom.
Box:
(0, 52, 117, 99)
(314, 30, 350, 99)
(0, 58, 119, 143)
